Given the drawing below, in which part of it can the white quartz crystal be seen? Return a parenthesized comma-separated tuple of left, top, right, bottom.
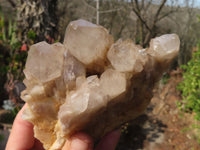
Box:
(21, 19, 180, 150)
(63, 50, 86, 89)
(25, 42, 65, 83)
(64, 19, 113, 70)
(148, 34, 180, 60)
(107, 40, 148, 73)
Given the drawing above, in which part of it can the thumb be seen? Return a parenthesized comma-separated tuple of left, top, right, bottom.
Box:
(62, 133, 93, 150)
(95, 129, 121, 150)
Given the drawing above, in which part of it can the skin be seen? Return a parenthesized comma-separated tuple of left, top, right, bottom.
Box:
(6, 104, 121, 150)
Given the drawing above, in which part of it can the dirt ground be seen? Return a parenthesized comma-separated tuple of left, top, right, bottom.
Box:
(117, 69, 200, 150)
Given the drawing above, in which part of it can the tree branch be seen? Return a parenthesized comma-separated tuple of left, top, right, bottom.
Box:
(157, 9, 178, 22)
(7, 0, 16, 8)
(131, 0, 151, 32)
(82, 0, 96, 10)
(131, 9, 151, 32)
(99, 8, 122, 14)
(150, 0, 167, 33)
(144, 0, 152, 10)
(141, 0, 144, 9)
(135, 0, 140, 11)
(154, 0, 167, 22)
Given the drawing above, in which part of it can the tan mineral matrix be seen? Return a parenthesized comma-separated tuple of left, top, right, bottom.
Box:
(21, 19, 180, 150)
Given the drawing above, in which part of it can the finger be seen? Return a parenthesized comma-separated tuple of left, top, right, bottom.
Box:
(62, 132, 93, 150)
(31, 138, 45, 150)
(95, 129, 121, 150)
(6, 104, 35, 150)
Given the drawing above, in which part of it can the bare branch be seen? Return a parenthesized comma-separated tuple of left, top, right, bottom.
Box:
(141, 0, 144, 9)
(131, 9, 151, 32)
(81, 0, 96, 10)
(100, 8, 122, 14)
(7, 0, 16, 8)
(131, 0, 151, 32)
(157, 9, 178, 22)
(135, 0, 140, 11)
(154, 0, 167, 22)
(144, 0, 152, 10)
(149, 0, 167, 33)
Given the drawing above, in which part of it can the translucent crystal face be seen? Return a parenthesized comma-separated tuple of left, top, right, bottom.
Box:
(100, 69, 127, 99)
(64, 19, 113, 66)
(63, 50, 86, 88)
(25, 42, 65, 83)
(21, 19, 180, 150)
(107, 40, 147, 73)
(149, 34, 180, 60)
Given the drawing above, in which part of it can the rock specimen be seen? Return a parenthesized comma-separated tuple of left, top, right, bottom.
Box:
(21, 19, 180, 150)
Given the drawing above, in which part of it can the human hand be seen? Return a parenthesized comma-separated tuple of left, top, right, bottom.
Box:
(62, 129, 121, 150)
(6, 104, 121, 150)
(6, 104, 44, 150)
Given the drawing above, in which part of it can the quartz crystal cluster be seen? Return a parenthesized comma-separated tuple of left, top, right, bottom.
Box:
(21, 19, 180, 150)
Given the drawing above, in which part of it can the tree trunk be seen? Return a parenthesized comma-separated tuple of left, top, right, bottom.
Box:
(17, 0, 58, 45)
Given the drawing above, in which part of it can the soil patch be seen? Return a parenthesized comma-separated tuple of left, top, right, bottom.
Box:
(117, 69, 200, 150)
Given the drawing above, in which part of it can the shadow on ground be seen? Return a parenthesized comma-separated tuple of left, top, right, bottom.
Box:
(116, 108, 167, 150)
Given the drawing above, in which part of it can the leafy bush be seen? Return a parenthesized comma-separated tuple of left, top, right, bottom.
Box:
(27, 30, 36, 40)
(177, 45, 200, 120)
(0, 9, 27, 104)
(0, 9, 27, 79)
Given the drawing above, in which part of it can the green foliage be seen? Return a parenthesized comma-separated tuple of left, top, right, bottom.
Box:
(12, 106, 21, 118)
(177, 44, 200, 120)
(0, 12, 17, 47)
(176, 101, 183, 110)
(27, 30, 36, 40)
(0, 10, 26, 80)
(0, 9, 27, 101)
(0, 11, 5, 40)
(161, 73, 170, 84)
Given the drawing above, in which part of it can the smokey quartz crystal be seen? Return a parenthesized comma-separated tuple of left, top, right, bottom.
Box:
(21, 19, 180, 150)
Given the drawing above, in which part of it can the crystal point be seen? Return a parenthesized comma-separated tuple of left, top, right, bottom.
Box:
(64, 19, 113, 72)
(149, 34, 180, 60)
(25, 42, 65, 83)
(107, 40, 147, 73)
(21, 19, 180, 150)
